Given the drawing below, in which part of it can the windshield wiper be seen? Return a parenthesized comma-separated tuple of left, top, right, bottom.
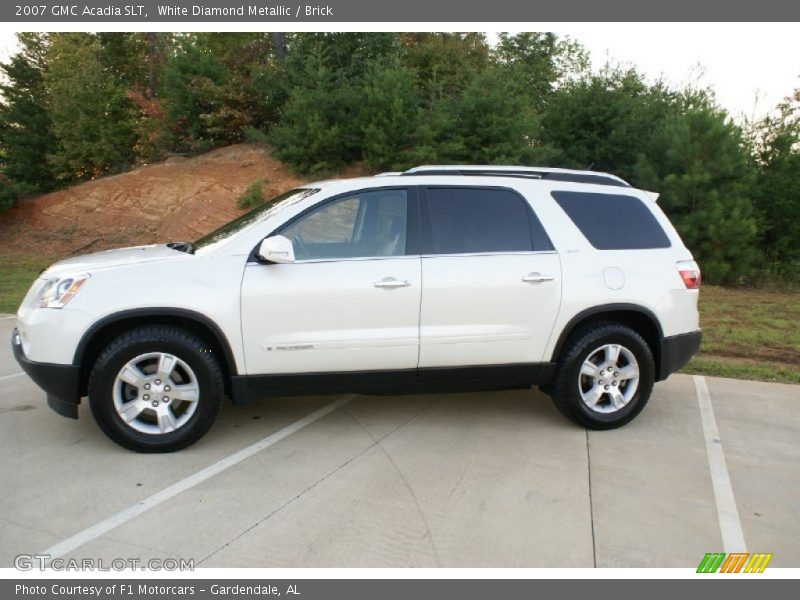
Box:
(167, 241, 196, 254)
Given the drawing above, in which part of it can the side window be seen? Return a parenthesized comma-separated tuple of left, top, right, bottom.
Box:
(424, 188, 535, 254)
(281, 189, 408, 260)
(552, 191, 671, 250)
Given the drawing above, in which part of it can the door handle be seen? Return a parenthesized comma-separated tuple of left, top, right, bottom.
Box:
(522, 272, 555, 283)
(374, 277, 410, 289)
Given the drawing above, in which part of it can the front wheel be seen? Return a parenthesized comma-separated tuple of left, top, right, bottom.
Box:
(88, 325, 224, 452)
(550, 322, 655, 429)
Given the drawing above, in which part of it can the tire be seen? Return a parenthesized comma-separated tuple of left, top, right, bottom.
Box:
(550, 322, 655, 429)
(88, 325, 224, 452)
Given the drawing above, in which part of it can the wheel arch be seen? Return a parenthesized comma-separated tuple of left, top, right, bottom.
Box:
(75, 308, 238, 397)
(551, 304, 664, 377)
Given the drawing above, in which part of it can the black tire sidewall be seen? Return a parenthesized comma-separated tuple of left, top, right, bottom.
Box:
(558, 326, 655, 428)
(89, 328, 223, 452)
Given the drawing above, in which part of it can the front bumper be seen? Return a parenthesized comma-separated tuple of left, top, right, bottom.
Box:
(658, 329, 702, 381)
(11, 328, 81, 418)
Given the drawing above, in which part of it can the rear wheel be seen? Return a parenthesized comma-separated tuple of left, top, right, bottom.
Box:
(550, 322, 654, 429)
(88, 325, 224, 452)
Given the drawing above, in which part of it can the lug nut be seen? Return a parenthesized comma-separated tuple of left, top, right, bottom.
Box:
(143, 394, 150, 401)
(163, 396, 170, 402)
(613, 381, 618, 386)
(614, 372, 619, 377)
(155, 379, 161, 385)
(604, 385, 609, 390)
(151, 401, 159, 407)
(144, 383, 151, 390)
(164, 385, 171, 392)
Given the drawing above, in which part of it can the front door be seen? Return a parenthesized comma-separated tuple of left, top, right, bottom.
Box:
(240, 187, 421, 375)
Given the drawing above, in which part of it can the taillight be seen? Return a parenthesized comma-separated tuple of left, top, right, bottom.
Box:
(677, 260, 701, 289)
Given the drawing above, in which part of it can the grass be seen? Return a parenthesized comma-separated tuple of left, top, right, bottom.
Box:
(684, 357, 800, 385)
(0, 254, 797, 385)
(0, 253, 54, 314)
(681, 285, 800, 384)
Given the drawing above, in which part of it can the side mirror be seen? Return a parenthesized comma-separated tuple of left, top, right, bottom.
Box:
(258, 235, 295, 264)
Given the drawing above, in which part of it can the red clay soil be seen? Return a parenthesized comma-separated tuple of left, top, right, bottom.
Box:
(0, 144, 364, 258)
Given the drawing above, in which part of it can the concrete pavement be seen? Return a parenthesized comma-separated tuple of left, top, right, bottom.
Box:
(0, 316, 797, 568)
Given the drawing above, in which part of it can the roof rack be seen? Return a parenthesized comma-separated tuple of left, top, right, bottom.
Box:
(399, 165, 631, 188)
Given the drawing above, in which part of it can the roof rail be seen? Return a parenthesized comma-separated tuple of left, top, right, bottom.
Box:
(400, 165, 631, 188)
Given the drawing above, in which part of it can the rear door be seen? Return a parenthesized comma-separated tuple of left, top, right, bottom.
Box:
(418, 186, 562, 369)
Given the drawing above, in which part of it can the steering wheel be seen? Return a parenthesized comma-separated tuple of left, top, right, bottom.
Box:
(291, 234, 310, 259)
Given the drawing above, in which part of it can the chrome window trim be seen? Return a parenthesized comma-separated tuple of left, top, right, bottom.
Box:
(246, 250, 558, 266)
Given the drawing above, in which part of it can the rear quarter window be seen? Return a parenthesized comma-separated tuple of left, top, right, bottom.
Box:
(551, 191, 671, 250)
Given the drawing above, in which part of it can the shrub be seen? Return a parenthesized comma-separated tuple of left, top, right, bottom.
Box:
(0, 179, 37, 211)
(236, 179, 266, 209)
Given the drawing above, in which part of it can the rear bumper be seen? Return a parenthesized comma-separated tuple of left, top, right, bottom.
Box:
(11, 328, 81, 418)
(658, 329, 702, 381)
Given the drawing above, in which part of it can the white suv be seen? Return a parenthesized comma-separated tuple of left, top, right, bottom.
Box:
(12, 166, 702, 452)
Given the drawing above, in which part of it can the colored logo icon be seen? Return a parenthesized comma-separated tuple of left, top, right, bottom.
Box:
(697, 553, 773, 573)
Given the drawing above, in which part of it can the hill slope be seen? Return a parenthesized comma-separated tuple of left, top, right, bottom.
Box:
(0, 144, 314, 256)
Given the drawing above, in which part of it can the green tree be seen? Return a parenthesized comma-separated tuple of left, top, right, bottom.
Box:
(494, 32, 589, 110)
(96, 33, 175, 163)
(400, 33, 490, 99)
(540, 67, 677, 178)
(162, 33, 283, 153)
(360, 63, 422, 170)
(193, 33, 281, 135)
(424, 68, 548, 165)
(751, 89, 800, 280)
(0, 33, 58, 203)
(45, 33, 136, 181)
(270, 34, 403, 172)
(285, 33, 402, 82)
(636, 101, 759, 284)
(270, 47, 362, 172)
(161, 36, 228, 152)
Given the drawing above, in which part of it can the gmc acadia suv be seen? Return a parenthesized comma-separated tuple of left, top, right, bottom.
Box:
(12, 165, 702, 452)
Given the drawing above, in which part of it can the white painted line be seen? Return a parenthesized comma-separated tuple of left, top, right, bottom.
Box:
(0, 316, 16, 321)
(0, 372, 25, 382)
(694, 375, 747, 553)
(42, 394, 356, 559)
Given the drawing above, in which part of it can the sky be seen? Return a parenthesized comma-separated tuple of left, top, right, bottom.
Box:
(562, 24, 799, 122)
(0, 25, 797, 122)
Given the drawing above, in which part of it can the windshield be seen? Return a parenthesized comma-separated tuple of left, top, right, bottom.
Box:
(193, 188, 320, 252)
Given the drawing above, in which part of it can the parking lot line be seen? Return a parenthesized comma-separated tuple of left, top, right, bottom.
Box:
(41, 394, 356, 560)
(694, 375, 747, 553)
(0, 372, 24, 382)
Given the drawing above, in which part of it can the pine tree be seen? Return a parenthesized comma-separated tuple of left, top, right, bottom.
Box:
(539, 67, 677, 180)
(360, 62, 422, 170)
(0, 33, 58, 205)
(751, 89, 800, 280)
(494, 32, 588, 110)
(636, 100, 760, 283)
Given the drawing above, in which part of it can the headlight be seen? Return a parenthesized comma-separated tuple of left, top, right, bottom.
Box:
(36, 274, 90, 308)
